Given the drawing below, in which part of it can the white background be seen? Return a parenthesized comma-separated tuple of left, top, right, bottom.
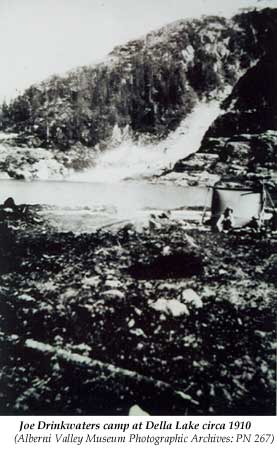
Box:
(1, 416, 276, 449)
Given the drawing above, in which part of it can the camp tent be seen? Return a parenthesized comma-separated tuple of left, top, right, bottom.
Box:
(210, 185, 265, 229)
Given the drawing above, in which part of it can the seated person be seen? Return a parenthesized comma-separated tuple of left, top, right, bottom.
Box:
(216, 207, 235, 233)
(248, 216, 261, 233)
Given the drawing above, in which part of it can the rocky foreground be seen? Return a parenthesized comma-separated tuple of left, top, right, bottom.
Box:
(0, 210, 276, 415)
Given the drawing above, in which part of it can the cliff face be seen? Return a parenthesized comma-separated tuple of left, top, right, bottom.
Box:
(1, 8, 277, 156)
(173, 50, 277, 181)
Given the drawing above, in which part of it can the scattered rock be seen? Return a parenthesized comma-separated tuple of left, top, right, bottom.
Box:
(82, 276, 101, 288)
(128, 319, 135, 328)
(162, 246, 171, 256)
(129, 404, 149, 416)
(167, 299, 190, 317)
(18, 294, 35, 303)
(102, 289, 125, 301)
(149, 298, 168, 314)
(181, 289, 203, 308)
(0, 207, 275, 415)
(150, 298, 189, 317)
(104, 279, 122, 289)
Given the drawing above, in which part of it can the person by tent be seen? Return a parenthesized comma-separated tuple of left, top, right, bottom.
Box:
(268, 210, 277, 231)
(216, 207, 235, 233)
(247, 216, 261, 233)
(3, 197, 18, 212)
(0, 197, 18, 221)
(1, 197, 31, 222)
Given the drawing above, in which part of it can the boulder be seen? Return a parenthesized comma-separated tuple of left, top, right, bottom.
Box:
(82, 276, 101, 288)
(129, 404, 149, 416)
(102, 289, 125, 301)
(104, 279, 123, 289)
(150, 298, 168, 314)
(167, 299, 190, 317)
(150, 298, 189, 317)
(181, 289, 203, 308)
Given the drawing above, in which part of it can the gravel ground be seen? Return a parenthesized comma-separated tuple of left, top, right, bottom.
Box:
(0, 209, 276, 415)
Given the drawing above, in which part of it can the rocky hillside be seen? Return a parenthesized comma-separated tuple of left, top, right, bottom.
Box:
(1, 7, 277, 159)
(173, 49, 277, 182)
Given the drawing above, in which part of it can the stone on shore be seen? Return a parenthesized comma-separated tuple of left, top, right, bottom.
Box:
(181, 288, 203, 308)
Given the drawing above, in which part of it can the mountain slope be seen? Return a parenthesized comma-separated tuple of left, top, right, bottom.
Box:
(173, 50, 277, 182)
(1, 8, 277, 155)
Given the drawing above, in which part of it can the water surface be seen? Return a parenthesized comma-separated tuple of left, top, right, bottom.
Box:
(0, 179, 211, 232)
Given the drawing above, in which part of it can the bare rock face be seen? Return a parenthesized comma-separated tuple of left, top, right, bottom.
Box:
(172, 51, 277, 180)
(200, 53, 277, 173)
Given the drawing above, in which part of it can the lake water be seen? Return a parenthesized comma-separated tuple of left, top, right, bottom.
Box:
(0, 179, 208, 210)
(0, 179, 210, 232)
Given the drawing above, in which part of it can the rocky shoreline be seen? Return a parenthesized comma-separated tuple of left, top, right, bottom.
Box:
(0, 206, 276, 415)
(0, 129, 275, 187)
(0, 133, 96, 181)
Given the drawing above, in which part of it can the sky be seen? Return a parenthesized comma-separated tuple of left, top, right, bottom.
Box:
(0, 0, 275, 102)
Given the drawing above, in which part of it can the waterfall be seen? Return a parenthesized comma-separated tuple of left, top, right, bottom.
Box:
(69, 100, 223, 183)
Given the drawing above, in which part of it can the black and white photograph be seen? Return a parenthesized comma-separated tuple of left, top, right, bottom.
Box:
(0, 0, 276, 417)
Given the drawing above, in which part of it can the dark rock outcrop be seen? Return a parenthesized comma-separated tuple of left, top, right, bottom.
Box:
(172, 49, 277, 180)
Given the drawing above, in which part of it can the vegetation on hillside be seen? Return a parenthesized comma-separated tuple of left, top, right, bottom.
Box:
(1, 8, 276, 153)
